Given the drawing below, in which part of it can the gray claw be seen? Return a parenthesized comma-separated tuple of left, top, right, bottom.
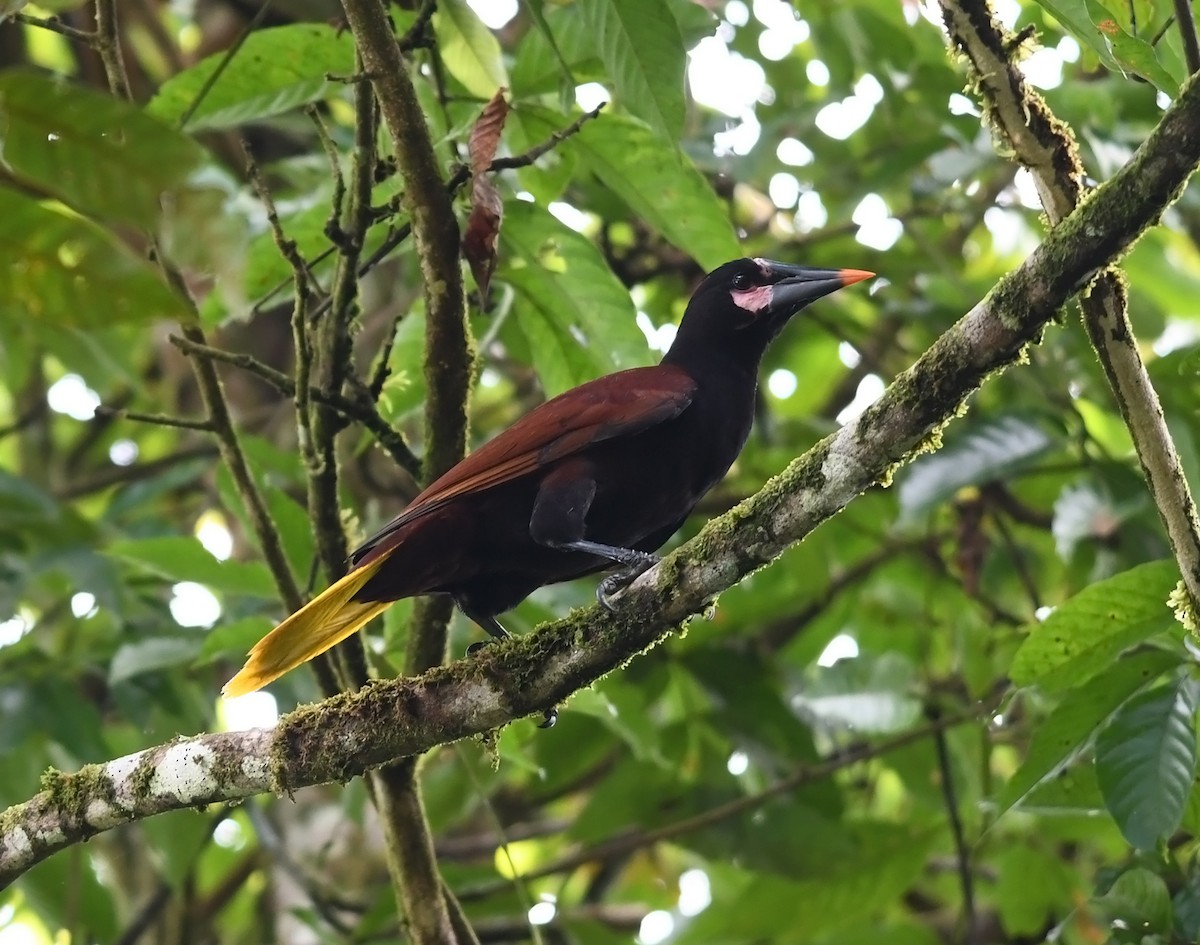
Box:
(595, 553, 659, 610)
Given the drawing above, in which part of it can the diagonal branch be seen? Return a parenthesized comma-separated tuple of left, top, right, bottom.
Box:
(6, 67, 1200, 888)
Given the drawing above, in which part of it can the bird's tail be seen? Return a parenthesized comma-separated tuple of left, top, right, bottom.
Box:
(222, 557, 389, 698)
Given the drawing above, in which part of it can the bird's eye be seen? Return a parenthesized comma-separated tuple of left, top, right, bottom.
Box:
(731, 273, 752, 290)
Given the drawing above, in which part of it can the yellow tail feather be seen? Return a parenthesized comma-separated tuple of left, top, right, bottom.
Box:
(222, 558, 390, 697)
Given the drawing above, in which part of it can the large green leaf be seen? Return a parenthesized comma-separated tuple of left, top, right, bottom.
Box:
(577, 0, 685, 138)
(997, 648, 1181, 816)
(1095, 867, 1174, 938)
(1009, 560, 1179, 691)
(110, 637, 203, 685)
(516, 106, 741, 271)
(792, 652, 921, 734)
(0, 190, 187, 327)
(1095, 682, 1196, 850)
(1031, 0, 1183, 93)
(434, 0, 509, 98)
(897, 413, 1057, 520)
(147, 24, 357, 131)
(498, 198, 650, 396)
(109, 536, 278, 598)
(0, 70, 206, 227)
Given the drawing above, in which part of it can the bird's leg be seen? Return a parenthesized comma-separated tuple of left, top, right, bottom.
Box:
(457, 599, 556, 728)
(529, 472, 660, 612)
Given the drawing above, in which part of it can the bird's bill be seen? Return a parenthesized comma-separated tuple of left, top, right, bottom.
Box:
(764, 262, 875, 314)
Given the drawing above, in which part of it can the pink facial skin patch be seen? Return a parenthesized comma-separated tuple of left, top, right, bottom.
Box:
(730, 285, 773, 314)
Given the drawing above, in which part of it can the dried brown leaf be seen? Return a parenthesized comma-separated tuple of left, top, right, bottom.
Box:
(469, 88, 509, 175)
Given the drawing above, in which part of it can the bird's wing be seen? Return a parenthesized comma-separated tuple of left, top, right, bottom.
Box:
(351, 364, 697, 565)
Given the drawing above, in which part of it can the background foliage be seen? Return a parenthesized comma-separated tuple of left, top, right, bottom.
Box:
(2, 0, 1200, 942)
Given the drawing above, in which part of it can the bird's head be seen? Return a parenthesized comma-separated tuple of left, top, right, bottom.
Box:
(669, 257, 874, 363)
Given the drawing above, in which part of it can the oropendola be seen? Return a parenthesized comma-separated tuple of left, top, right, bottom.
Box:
(223, 258, 873, 703)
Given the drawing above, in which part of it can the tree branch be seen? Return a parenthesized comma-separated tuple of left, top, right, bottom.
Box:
(335, 1, 472, 940)
(940, 0, 1200, 623)
(7, 67, 1200, 886)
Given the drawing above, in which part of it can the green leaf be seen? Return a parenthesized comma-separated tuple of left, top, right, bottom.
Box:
(1031, 0, 1182, 93)
(0, 70, 206, 227)
(0, 190, 188, 327)
(200, 616, 275, 661)
(498, 198, 651, 396)
(517, 106, 740, 271)
(1174, 872, 1200, 943)
(1095, 867, 1174, 938)
(109, 536, 278, 598)
(994, 846, 1076, 937)
(1010, 560, 1179, 691)
(0, 470, 60, 531)
(1095, 682, 1196, 850)
(792, 652, 922, 734)
(1020, 763, 1106, 813)
(434, 0, 509, 98)
(997, 648, 1181, 816)
(110, 637, 203, 684)
(1053, 478, 1140, 559)
(147, 24, 358, 131)
(578, 0, 685, 138)
(897, 413, 1057, 520)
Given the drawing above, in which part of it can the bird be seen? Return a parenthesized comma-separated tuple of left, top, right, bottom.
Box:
(223, 258, 873, 703)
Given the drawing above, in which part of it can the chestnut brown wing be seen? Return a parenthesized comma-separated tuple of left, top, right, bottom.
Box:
(351, 364, 697, 566)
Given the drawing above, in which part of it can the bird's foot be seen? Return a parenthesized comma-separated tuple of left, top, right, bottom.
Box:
(465, 640, 490, 656)
(596, 551, 660, 612)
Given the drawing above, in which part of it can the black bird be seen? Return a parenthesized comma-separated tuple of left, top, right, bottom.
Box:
(224, 258, 872, 697)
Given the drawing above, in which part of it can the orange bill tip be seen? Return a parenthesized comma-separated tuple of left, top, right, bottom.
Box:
(838, 268, 876, 286)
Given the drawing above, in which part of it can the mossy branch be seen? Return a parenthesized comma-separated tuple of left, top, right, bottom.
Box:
(940, 0, 1200, 621)
(332, 1, 471, 941)
(6, 65, 1200, 887)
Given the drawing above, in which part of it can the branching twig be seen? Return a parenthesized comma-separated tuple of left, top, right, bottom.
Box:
(167, 333, 421, 478)
(12, 11, 96, 44)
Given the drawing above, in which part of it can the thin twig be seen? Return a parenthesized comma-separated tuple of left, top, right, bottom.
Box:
(177, 0, 274, 129)
(0, 403, 48, 441)
(93, 0, 130, 100)
(398, 0, 438, 51)
(12, 12, 95, 44)
(93, 406, 214, 431)
(307, 104, 347, 243)
(931, 708, 978, 945)
(1175, 0, 1200, 73)
(55, 446, 218, 500)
